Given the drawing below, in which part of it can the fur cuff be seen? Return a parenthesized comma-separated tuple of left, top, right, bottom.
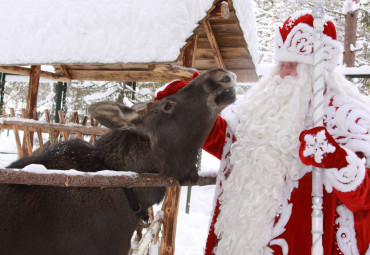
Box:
(324, 147, 366, 193)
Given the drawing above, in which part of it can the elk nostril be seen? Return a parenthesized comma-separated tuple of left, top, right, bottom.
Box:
(220, 75, 231, 83)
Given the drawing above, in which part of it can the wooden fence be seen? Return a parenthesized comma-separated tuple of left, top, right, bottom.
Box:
(0, 108, 216, 255)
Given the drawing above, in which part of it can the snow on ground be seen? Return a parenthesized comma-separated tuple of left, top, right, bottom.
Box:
(0, 128, 219, 254)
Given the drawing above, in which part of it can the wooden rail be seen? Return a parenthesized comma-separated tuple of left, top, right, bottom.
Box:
(0, 111, 216, 255)
(0, 168, 216, 188)
(0, 117, 107, 135)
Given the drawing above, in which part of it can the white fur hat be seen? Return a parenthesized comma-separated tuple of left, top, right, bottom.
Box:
(275, 10, 342, 70)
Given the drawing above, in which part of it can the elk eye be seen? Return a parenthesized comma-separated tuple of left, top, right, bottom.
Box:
(164, 104, 171, 111)
(163, 101, 176, 113)
(220, 75, 231, 83)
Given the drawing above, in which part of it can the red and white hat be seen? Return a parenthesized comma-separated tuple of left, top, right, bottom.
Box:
(154, 72, 199, 101)
(275, 10, 342, 70)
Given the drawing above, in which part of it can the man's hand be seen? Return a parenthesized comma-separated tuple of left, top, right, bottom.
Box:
(299, 126, 348, 169)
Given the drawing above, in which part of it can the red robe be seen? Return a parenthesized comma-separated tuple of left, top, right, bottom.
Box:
(203, 116, 370, 255)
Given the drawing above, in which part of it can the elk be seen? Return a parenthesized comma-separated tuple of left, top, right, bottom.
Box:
(0, 68, 236, 255)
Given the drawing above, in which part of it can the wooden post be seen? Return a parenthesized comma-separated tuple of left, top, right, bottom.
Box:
(202, 19, 225, 69)
(21, 65, 41, 157)
(10, 108, 23, 159)
(55, 82, 63, 123)
(160, 186, 181, 255)
(182, 35, 198, 68)
(21, 108, 33, 156)
(26, 65, 41, 120)
(0, 73, 5, 116)
(44, 109, 55, 145)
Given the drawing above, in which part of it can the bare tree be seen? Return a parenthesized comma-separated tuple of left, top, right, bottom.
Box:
(343, 0, 360, 67)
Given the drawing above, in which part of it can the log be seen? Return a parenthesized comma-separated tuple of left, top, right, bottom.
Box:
(26, 65, 41, 120)
(160, 186, 181, 255)
(209, 1, 230, 20)
(182, 35, 198, 68)
(0, 168, 216, 188)
(0, 118, 108, 136)
(202, 20, 225, 69)
(0, 65, 71, 82)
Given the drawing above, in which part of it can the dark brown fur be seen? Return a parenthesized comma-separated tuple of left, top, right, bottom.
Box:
(0, 68, 236, 255)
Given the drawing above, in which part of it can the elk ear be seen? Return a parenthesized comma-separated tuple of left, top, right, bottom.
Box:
(131, 102, 147, 112)
(88, 101, 140, 130)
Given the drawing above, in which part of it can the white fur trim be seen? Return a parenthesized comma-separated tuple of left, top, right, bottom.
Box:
(221, 103, 239, 135)
(269, 239, 288, 255)
(275, 22, 342, 71)
(323, 89, 370, 167)
(324, 147, 366, 193)
(335, 204, 360, 255)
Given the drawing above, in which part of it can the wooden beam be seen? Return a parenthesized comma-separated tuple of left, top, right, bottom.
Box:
(0, 168, 216, 188)
(0, 118, 108, 136)
(209, 1, 230, 20)
(182, 35, 198, 68)
(160, 186, 181, 255)
(58, 64, 72, 79)
(194, 68, 258, 82)
(0, 65, 71, 82)
(67, 65, 196, 82)
(202, 19, 225, 69)
(26, 65, 41, 120)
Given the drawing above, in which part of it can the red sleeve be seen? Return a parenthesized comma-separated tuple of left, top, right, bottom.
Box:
(334, 167, 370, 212)
(202, 116, 227, 160)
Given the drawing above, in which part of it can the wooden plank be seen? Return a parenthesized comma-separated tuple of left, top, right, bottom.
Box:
(215, 35, 247, 48)
(202, 19, 225, 69)
(13, 126, 23, 159)
(44, 109, 55, 145)
(209, 1, 230, 20)
(0, 168, 216, 188)
(58, 110, 69, 141)
(10, 108, 23, 159)
(209, 21, 241, 34)
(37, 128, 44, 151)
(24, 127, 33, 156)
(194, 59, 255, 70)
(26, 65, 41, 120)
(90, 116, 98, 145)
(0, 66, 71, 82)
(21, 108, 33, 156)
(182, 35, 198, 68)
(58, 65, 72, 79)
(67, 66, 195, 82)
(160, 186, 181, 255)
(0, 119, 108, 136)
(194, 68, 258, 83)
(197, 34, 246, 48)
(22, 67, 43, 155)
(196, 47, 251, 60)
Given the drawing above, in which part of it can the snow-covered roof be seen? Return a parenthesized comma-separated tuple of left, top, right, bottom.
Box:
(0, 0, 258, 66)
(0, 0, 259, 82)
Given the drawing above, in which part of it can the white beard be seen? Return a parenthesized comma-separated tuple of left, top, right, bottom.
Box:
(214, 64, 314, 255)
